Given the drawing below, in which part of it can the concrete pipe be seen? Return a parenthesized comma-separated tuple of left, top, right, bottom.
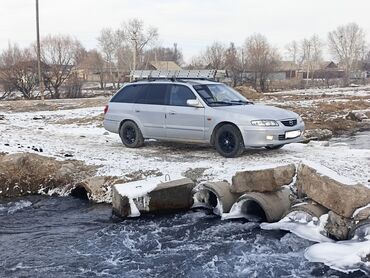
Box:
(348, 219, 370, 240)
(223, 187, 291, 222)
(192, 181, 240, 216)
(286, 201, 329, 219)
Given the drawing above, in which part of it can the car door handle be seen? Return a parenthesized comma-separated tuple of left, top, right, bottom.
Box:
(135, 109, 140, 113)
(168, 111, 176, 115)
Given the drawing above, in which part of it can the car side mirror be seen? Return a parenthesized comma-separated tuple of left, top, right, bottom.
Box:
(187, 99, 204, 108)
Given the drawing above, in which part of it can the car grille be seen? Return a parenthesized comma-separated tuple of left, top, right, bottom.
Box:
(278, 135, 286, 141)
(281, 119, 297, 127)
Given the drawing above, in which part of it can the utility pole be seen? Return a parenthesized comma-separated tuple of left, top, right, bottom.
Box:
(36, 0, 44, 101)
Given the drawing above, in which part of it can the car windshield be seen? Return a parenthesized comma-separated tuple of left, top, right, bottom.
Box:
(193, 84, 250, 106)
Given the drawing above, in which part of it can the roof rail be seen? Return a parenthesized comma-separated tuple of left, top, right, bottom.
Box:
(130, 70, 217, 81)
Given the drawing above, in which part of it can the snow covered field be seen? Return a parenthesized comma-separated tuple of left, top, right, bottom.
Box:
(0, 105, 369, 186)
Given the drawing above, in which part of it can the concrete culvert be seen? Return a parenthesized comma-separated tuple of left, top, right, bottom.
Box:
(286, 201, 328, 219)
(239, 199, 267, 222)
(223, 187, 291, 222)
(348, 219, 370, 240)
(192, 181, 240, 216)
(70, 186, 89, 200)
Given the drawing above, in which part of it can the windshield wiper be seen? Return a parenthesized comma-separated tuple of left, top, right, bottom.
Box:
(230, 100, 254, 105)
(208, 101, 234, 106)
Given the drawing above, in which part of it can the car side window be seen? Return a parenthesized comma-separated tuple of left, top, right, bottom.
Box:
(136, 84, 168, 105)
(111, 85, 143, 103)
(168, 85, 196, 106)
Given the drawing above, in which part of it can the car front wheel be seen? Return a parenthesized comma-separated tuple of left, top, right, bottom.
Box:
(215, 124, 244, 158)
(119, 121, 144, 148)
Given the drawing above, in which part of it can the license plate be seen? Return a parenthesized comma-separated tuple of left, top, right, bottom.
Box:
(285, 130, 301, 139)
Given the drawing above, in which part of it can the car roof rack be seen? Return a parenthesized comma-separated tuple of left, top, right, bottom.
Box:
(130, 70, 217, 82)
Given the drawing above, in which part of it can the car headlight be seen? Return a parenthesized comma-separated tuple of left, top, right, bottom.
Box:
(251, 120, 279, 127)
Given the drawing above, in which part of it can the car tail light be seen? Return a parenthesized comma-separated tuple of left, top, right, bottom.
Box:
(104, 105, 109, 114)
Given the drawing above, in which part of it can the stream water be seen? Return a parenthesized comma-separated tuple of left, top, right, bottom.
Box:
(0, 196, 366, 278)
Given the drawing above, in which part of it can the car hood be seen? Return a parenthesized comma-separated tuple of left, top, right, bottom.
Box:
(212, 104, 298, 120)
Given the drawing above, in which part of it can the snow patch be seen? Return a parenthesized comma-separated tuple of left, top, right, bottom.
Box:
(305, 239, 370, 275)
(260, 212, 332, 243)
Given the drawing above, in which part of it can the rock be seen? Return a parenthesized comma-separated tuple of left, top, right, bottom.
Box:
(325, 211, 353, 240)
(303, 129, 333, 141)
(297, 163, 370, 218)
(112, 177, 195, 218)
(231, 164, 296, 193)
(0, 115, 5, 120)
(346, 111, 368, 122)
(32, 115, 45, 120)
(103, 131, 109, 135)
(0, 153, 96, 198)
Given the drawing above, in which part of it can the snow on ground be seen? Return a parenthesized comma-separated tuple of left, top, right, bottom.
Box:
(265, 85, 370, 97)
(0, 106, 369, 186)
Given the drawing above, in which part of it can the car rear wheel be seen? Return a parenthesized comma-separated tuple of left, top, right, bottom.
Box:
(265, 145, 284, 150)
(119, 121, 144, 148)
(215, 124, 244, 158)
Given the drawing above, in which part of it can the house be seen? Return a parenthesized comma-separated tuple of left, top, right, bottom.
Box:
(243, 61, 299, 81)
(148, 61, 182, 71)
(299, 61, 345, 79)
(271, 61, 300, 80)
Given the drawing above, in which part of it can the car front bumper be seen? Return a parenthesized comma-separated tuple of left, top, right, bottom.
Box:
(241, 123, 305, 148)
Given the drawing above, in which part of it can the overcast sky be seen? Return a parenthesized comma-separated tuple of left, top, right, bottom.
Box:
(1, 0, 369, 62)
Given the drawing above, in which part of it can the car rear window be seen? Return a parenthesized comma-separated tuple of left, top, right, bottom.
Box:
(111, 85, 143, 103)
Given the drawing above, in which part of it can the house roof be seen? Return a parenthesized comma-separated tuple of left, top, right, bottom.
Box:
(277, 61, 299, 71)
(321, 61, 338, 69)
(149, 61, 182, 71)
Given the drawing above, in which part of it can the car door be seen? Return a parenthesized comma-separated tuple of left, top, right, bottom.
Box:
(165, 84, 205, 140)
(133, 84, 168, 139)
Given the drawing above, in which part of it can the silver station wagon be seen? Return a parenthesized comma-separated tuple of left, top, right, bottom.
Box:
(103, 72, 304, 157)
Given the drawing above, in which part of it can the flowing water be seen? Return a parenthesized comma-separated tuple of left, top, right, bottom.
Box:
(0, 196, 365, 278)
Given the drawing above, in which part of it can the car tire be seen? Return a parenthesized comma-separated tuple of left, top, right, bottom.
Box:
(215, 124, 244, 158)
(119, 121, 144, 148)
(265, 145, 284, 150)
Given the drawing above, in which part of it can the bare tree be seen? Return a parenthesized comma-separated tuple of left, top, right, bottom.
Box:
(0, 43, 38, 99)
(285, 40, 299, 64)
(244, 34, 280, 92)
(224, 42, 242, 86)
(97, 28, 122, 88)
(122, 18, 159, 70)
(186, 55, 205, 69)
(328, 23, 366, 85)
(202, 42, 226, 70)
(300, 35, 323, 84)
(80, 49, 106, 89)
(40, 34, 83, 98)
(143, 44, 183, 67)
